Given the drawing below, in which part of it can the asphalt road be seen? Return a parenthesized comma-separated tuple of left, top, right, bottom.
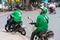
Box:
(0, 8, 60, 40)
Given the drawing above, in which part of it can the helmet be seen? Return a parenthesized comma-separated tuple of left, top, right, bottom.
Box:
(40, 7, 48, 14)
(15, 3, 20, 9)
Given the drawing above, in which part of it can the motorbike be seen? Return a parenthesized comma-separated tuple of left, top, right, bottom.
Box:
(5, 15, 26, 36)
(28, 17, 54, 40)
(49, 7, 56, 14)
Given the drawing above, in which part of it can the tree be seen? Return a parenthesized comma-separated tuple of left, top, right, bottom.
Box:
(37, 0, 42, 3)
(29, 0, 36, 3)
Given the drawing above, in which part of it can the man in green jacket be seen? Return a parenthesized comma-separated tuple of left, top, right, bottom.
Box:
(30, 7, 49, 40)
(36, 7, 49, 32)
(8, 4, 22, 30)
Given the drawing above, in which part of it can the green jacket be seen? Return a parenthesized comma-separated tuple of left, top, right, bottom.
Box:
(12, 9, 22, 22)
(35, 7, 49, 32)
(36, 14, 49, 31)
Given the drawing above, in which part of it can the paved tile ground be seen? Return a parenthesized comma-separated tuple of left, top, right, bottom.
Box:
(0, 30, 29, 40)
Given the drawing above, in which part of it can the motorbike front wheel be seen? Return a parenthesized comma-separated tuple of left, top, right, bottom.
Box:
(5, 24, 13, 32)
(30, 33, 40, 40)
(30, 34, 48, 40)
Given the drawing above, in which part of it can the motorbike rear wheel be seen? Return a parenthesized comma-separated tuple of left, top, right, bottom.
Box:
(18, 27, 26, 36)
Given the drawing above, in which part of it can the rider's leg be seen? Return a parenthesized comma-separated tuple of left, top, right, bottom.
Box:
(8, 19, 13, 30)
(12, 20, 17, 31)
(38, 31, 43, 40)
(38, 31, 47, 40)
(8, 19, 14, 30)
(20, 21, 23, 26)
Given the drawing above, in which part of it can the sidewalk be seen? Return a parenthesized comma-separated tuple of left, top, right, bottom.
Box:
(0, 11, 12, 14)
(0, 9, 41, 17)
(0, 11, 12, 16)
(0, 30, 29, 40)
(0, 8, 41, 14)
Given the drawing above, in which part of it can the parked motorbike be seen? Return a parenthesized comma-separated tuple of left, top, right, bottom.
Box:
(28, 17, 54, 40)
(49, 7, 56, 14)
(5, 15, 26, 36)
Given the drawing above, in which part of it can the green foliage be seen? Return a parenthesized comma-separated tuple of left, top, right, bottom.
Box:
(37, 0, 42, 3)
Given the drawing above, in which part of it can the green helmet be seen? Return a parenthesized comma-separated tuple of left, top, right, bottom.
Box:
(12, 10, 22, 22)
(41, 7, 48, 14)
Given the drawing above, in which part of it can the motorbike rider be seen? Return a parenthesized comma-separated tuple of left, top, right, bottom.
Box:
(8, 4, 22, 30)
(30, 7, 49, 40)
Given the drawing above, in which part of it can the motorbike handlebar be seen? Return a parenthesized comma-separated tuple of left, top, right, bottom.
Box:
(29, 22, 36, 25)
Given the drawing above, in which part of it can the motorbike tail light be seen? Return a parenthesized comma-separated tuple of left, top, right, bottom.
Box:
(46, 34, 49, 37)
(46, 34, 54, 38)
(46, 31, 54, 38)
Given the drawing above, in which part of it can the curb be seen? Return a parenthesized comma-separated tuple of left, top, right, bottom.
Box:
(0, 12, 11, 16)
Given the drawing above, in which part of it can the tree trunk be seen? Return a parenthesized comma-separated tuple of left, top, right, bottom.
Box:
(25, 0, 29, 11)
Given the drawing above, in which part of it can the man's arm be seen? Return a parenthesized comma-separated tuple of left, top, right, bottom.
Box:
(35, 16, 40, 27)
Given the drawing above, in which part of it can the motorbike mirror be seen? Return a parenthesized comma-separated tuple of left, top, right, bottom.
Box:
(28, 17, 31, 19)
(27, 16, 33, 22)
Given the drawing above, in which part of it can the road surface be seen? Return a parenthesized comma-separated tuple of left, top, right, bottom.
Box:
(0, 8, 60, 40)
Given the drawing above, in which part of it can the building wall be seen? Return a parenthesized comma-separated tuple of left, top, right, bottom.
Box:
(48, 0, 60, 2)
(0, 0, 2, 4)
(55, 0, 60, 2)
